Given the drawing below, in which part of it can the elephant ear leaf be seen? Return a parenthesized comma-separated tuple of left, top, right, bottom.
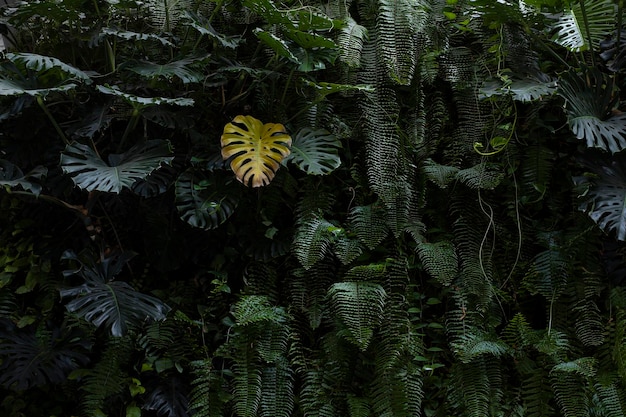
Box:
(59, 251, 170, 337)
(60, 140, 173, 193)
(574, 153, 626, 241)
(221, 115, 292, 187)
(286, 128, 342, 175)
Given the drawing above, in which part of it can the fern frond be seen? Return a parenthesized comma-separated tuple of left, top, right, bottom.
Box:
(80, 336, 132, 416)
(260, 359, 294, 417)
(456, 162, 505, 190)
(423, 158, 460, 188)
(337, 17, 368, 68)
(232, 295, 287, 327)
(188, 360, 228, 417)
(551, 367, 592, 417)
(416, 240, 458, 286)
(448, 358, 493, 417)
(329, 281, 387, 351)
(293, 215, 336, 269)
(232, 345, 263, 417)
(522, 363, 557, 417)
(348, 202, 389, 250)
(289, 260, 336, 329)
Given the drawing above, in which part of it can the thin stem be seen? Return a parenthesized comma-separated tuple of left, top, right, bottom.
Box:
(36, 96, 70, 145)
(118, 108, 141, 152)
(281, 68, 296, 105)
(579, 0, 596, 66)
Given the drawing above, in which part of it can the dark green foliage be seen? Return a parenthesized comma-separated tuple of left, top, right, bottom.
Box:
(1, 0, 626, 416)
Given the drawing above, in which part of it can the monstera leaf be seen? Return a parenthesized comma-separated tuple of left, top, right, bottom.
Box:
(0, 159, 47, 195)
(285, 128, 342, 175)
(221, 115, 292, 187)
(558, 69, 626, 153)
(549, 0, 616, 52)
(60, 140, 174, 193)
(60, 251, 170, 337)
(175, 169, 239, 230)
(575, 153, 626, 241)
(0, 319, 91, 390)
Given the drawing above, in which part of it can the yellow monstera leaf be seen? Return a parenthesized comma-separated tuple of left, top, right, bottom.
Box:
(220, 115, 292, 187)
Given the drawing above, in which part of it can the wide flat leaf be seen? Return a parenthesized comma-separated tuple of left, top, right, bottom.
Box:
(253, 29, 299, 63)
(0, 160, 47, 196)
(175, 169, 239, 230)
(185, 11, 242, 49)
(60, 251, 170, 337)
(124, 56, 208, 84)
(6, 52, 92, 84)
(285, 128, 341, 175)
(0, 319, 91, 390)
(559, 69, 626, 153)
(96, 85, 194, 107)
(575, 153, 626, 241)
(548, 0, 616, 52)
(60, 140, 174, 193)
(221, 115, 292, 187)
(0, 77, 77, 97)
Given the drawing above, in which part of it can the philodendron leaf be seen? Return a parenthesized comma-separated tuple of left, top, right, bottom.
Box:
(60, 140, 174, 193)
(60, 251, 170, 337)
(124, 55, 208, 84)
(575, 153, 626, 241)
(558, 69, 626, 153)
(185, 11, 242, 49)
(221, 115, 292, 187)
(6, 52, 92, 84)
(253, 28, 299, 63)
(96, 85, 194, 107)
(548, 0, 616, 52)
(0, 160, 47, 196)
(175, 169, 239, 230)
(285, 128, 341, 175)
(0, 78, 76, 97)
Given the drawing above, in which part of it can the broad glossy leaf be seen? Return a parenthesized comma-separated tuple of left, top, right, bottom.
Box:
(0, 78, 76, 97)
(96, 85, 195, 107)
(60, 140, 174, 193)
(302, 79, 374, 98)
(0, 319, 91, 390)
(285, 128, 341, 175)
(284, 29, 337, 49)
(175, 170, 239, 230)
(253, 29, 299, 63)
(575, 153, 626, 241)
(221, 115, 292, 187)
(60, 251, 170, 337)
(99, 27, 174, 47)
(124, 56, 208, 84)
(185, 11, 242, 49)
(549, 0, 616, 52)
(6, 52, 92, 84)
(0, 160, 47, 196)
(559, 69, 626, 153)
(480, 78, 556, 102)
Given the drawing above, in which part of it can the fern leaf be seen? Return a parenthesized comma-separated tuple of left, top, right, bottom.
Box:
(328, 281, 387, 350)
(348, 203, 389, 250)
(293, 215, 336, 269)
(416, 240, 458, 286)
(188, 360, 228, 417)
(259, 360, 294, 417)
(337, 17, 368, 68)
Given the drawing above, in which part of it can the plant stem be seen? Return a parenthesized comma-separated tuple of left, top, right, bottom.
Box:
(281, 68, 296, 106)
(36, 96, 70, 145)
(579, 0, 596, 67)
(118, 108, 141, 152)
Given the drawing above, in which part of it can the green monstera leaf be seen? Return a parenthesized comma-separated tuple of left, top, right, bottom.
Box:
(221, 115, 292, 187)
(558, 69, 626, 153)
(59, 251, 170, 337)
(0, 160, 47, 196)
(575, 152, 626, 241)
(60, 140, 173, 193)
(285, 128, 342, 175)
(548, 0, 616, 53)
(175, 169, 239, 230)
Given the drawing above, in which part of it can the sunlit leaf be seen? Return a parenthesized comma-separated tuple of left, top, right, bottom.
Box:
(221, 115, 292, 187)
(96, 85, 195, 107)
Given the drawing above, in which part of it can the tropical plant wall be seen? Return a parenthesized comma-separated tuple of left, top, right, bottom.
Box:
(0, 0, 625, 416)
